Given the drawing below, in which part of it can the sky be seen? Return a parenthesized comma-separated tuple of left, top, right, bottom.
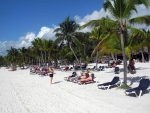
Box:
(0, 0, 150, 56)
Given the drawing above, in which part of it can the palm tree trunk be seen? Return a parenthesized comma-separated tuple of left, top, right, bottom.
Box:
(45, 51, 46, 66)
(148, 47, 150, 62)
(41, 51, 44, 65)
(111, 52, 115, 61)
(32, 58, 33, 66)
(69, 42, 79, 63)
(69, 42, 82, 71)
(95, 51, 98, 68)
(141, 49, 145, 62)
(120, 32, 127, 85)
(115, 54, 117, 61)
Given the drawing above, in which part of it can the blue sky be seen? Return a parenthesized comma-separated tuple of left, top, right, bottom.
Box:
(0, 0, 103, 42)
(0, 0, 150, 56)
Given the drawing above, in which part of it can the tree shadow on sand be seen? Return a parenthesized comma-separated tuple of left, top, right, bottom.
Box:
(105, 67, 124, 73)
(127, 76, 149, 86)
(135, 67, 150, 70)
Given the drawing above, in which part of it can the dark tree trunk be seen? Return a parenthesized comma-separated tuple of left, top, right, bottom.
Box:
(95, 51, 98, 68)
(120, 31, 128, 85)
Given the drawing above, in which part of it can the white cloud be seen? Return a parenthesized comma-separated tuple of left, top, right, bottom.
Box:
(131, 5, 150, 18)
(131, 5, 150, 29)
(0, 41, 16, 56)
(0, 4, 150, 56)
(0, 26, 58, 56)
(16, 32, 36, 48)
(75, 8, 107, 33)
(37, 26, 56, 40)
(75, 8, 107, 26)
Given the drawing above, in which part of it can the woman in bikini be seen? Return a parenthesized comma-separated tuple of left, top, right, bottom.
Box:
(49, 66, 54, 84)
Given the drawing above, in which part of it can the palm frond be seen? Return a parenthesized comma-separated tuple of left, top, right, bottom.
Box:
(129, 15, 150, 25)
(123, 0, 137, 19)
(136, 0, 150, 8)
(104, 0, 117, 19)
(79, 17, 116, 30)
(53, 27, 61, 33)
(71, 36, 83, 47)
(54, 37, 64, 45)
(130, 27, 150, 38)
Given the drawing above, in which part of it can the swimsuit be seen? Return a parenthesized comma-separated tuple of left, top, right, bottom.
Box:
(49, 74, 53, 77)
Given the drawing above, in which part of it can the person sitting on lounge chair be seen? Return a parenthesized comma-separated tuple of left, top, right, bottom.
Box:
(64, 72, 77, 81)
(69, 69, 91, 82)
(39, 67, 48, 76)
(9, 66, 17, 71)
(128, 58, 136, 74)
(69, 72, 83, 82)
(78, 73, 95, 84)
(30, 65, 39, 74)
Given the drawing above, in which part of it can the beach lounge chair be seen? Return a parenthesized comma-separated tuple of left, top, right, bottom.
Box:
(97, 76, 122, 90)
(69, 67, 73, 71)
(97, 66, 105, 71)
(147, 79, 150, 92)
(114, 67, 120, 74)
(125, 79, 150, 98)
(91, 66, 96, 71)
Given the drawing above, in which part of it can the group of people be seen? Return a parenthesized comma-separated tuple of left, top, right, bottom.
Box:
(64, 71, 95, 84)
(30, 65, 54, 84)
(108, 58, 136, 74)
(30, 58, 136, 85)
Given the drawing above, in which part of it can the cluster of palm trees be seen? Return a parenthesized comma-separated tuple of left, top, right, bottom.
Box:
(0, 0, 150, 85)
(1, 31, 93, 68)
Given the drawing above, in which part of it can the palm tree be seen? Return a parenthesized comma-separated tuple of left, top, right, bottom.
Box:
(18, 47, 27, 67)
(74, 32, 91, 61)
(146, 30, 150, 61)
(6, 47, 19, 66)
(31, 38, 43, 66)
(54, 16, 83, 68)
(0, 56, 4, 66)
(47, 40, 54, 64)
(80, 0, 150, 85)
(40, 39, 49, 65)
(130, 28, 150, 62)
(90, 27, 103, 68)
(26, 46, 35, 66)
(50, 41, 61, 65)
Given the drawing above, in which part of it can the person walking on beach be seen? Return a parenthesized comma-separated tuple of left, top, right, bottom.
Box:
(49, 66, 54, 84)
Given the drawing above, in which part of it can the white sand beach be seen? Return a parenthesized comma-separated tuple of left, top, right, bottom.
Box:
(0, 62, 150, 113)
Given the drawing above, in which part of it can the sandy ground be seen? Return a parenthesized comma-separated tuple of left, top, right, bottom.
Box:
(0, 62, 150, 113)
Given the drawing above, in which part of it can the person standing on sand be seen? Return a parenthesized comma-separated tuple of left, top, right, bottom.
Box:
(49, 66, 54, 84)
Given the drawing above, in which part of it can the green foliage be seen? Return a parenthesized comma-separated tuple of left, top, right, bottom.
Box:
(65, 52, 73, 62)
(0, 56, 4, 66)
(85, 56, 89, 62)
(18, 62, 25, 67)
